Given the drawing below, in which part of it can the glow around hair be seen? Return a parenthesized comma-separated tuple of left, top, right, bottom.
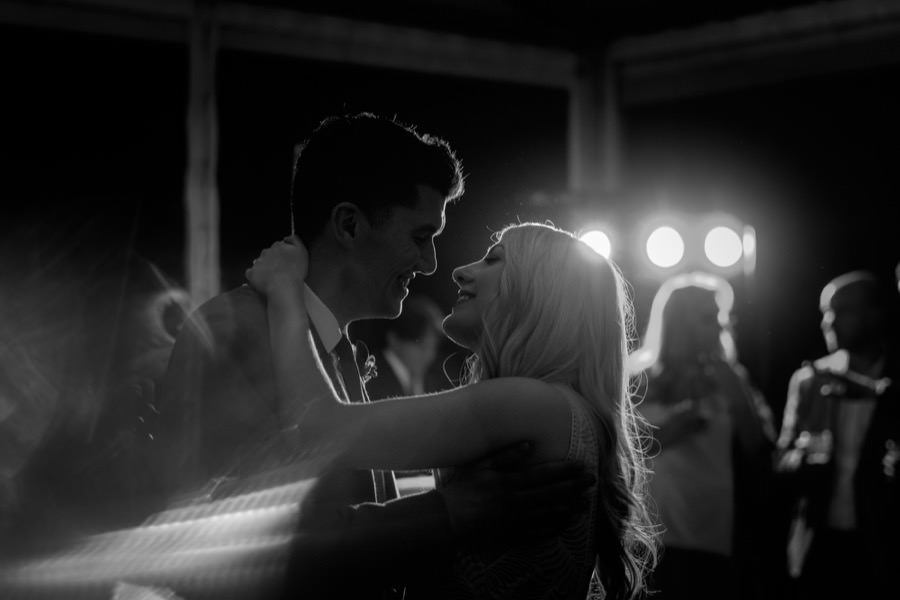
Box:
(464, 222, 658, 600)
(628, 270, 737, 375)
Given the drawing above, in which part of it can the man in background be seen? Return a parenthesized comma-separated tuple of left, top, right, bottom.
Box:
(776, 270, 900, 598)
(365, 293, 447, 400)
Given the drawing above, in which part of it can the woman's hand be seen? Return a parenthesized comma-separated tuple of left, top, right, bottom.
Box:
(641, 399, 709, 450)
(245, 236, 309, 301)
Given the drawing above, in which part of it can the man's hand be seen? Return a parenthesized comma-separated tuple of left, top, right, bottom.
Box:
(440, 442, 595, 543)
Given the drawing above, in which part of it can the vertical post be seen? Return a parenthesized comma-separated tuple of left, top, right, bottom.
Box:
(184, 0, 220, 306)
(742, 225, 770, 398)
(568, 50, 622, 195)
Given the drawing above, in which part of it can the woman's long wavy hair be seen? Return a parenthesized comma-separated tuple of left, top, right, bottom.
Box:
(462, 222, 659, 599)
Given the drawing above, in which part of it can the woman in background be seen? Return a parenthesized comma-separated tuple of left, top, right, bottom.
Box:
(628, 271, 777, 600)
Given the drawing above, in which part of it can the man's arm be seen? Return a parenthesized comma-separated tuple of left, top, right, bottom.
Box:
(775, 366, 813, 473)
(282, 442, 594, 597)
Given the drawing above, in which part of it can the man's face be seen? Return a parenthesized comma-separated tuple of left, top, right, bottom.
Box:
(354, 185, 446, 319)
(821, 286, 876, 353)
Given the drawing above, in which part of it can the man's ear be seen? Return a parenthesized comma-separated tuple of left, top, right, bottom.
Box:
(330, 202, 367, 247)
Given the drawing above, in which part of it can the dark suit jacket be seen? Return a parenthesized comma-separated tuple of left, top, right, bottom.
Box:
(155, 285, 454, 597)
(776, 350, 900, 591)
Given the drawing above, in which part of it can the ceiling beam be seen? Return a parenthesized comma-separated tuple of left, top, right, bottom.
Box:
(215, 3, 576, 88)
(611, 0, 900, 105)
(0, 0, 577, 89)
(0, 0, 190, 43)
(5, 0, 899, 103)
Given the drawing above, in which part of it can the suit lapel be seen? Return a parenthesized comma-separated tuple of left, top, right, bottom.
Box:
(310, 328, 351, 402)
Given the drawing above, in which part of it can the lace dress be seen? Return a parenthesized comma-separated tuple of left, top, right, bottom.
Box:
(405, 385, 602, 599)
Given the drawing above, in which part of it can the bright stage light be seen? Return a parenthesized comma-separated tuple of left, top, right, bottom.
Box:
(704, 226, 743, 267)
(580, 230, 612, 258)
(743, 225, 757, 275)
(646, 226, 684, 268)
(743, 226, 757, 257)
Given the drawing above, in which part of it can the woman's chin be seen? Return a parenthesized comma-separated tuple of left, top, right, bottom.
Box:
(441, 316, 475, 350)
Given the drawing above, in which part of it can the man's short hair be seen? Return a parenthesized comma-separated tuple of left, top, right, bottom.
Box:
(819, 270, 881, 313)
(291, 112, 465, 244)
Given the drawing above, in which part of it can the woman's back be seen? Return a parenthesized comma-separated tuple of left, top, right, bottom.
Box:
(407, 385, 602, 600)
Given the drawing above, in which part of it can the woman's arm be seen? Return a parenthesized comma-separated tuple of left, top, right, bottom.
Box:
(638, 374, 708, 451)
(247, 239, 573, 472)
(245, 239, 341, 428)
(307, 378, 573, 470)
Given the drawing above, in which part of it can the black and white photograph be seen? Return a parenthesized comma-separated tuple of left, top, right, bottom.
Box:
(1, 1, 899, 599)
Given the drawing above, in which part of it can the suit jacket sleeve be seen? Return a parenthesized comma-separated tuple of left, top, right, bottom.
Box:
(283, 488, 456, 597)
(155, 287, 285, 500)
(777, 366, 809, 454)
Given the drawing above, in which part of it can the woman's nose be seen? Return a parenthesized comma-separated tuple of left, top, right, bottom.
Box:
(452, 264, 472, 285)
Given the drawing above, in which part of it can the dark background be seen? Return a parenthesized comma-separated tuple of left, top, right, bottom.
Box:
(2, 3, 899, 458)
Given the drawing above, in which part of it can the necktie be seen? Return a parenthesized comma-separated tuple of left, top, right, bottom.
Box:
(331, 336, 366, 404)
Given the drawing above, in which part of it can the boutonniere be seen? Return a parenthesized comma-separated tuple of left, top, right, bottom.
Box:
(362, 353, 378, 384)
(883, 440, 899, 480)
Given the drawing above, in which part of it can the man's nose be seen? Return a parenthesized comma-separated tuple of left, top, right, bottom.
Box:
(416, 240, 437, 276)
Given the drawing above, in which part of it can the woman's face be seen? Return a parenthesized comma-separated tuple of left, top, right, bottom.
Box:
(664, 288, 723, 360)
(442, 242, 505, 349)
(691, 294, 724, 353)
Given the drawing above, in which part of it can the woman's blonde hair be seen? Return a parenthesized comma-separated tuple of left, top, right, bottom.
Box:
(464, 222, 658, 600)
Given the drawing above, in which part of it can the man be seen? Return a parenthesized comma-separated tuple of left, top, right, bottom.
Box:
(156, 113, 590, 598)
(776, 270, 900, 598)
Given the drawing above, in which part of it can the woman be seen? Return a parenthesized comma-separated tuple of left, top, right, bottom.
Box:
(247, 222, 658, 600)
(628, 272, 776, 600)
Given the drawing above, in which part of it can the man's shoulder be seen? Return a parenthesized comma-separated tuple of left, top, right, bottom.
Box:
(160, 285, 271, 386)
(195, 284, 265, 321)
(790, 352, 844, 384)
(811, 351, 848, 374)
(180, 285, 267, 344)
